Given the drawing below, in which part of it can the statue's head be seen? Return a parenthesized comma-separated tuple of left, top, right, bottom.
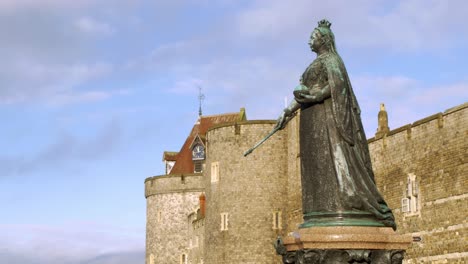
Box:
(309, 19, 336, 53)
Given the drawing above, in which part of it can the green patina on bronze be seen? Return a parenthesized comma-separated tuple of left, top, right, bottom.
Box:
(300, 211, 387, 228)
(251, 19, 397, 230)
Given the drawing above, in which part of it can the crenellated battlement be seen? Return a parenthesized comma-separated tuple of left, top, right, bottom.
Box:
(207, 120, 276, 134)
(144, 173, 205, 198)
(368, 102, 467, 144)
(368, 102, 467, 262)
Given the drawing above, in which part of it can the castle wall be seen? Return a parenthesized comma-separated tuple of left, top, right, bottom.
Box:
(368, 103, 467, 263)
(204, 121, 288, 264)
(188, 216, 205, 264)
(145, 174, 204, 264)
(145, 103, 466, 264)
(285, 112, 303, 233)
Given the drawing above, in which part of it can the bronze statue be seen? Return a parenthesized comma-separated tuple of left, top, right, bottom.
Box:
(274, 19, 395, 229)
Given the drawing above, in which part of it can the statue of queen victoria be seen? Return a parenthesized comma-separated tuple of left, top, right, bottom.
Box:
(276, 19, 396, 229)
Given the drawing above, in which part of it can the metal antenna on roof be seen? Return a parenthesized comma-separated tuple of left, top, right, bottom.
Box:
(198, 86, 205, 117)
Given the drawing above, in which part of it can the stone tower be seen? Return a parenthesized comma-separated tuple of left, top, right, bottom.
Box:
(145, 174, 204, 263)
(145, 110, 246, 264)
(204, 121, 288, 263)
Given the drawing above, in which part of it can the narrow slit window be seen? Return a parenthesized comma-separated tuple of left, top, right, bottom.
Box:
(220, 212, 229, 231)
(211, 162, 219, 183)
(272, 211, 282, 230)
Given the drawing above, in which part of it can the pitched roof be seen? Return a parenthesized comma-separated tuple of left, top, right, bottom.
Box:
(169, 108, 246, 174)
(162, 151, 178, 162)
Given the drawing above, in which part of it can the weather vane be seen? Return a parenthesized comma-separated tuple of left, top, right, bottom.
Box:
(198, 86, 205, 117)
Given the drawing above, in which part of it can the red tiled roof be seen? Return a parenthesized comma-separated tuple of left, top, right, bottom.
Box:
(169, 109, 246, 174)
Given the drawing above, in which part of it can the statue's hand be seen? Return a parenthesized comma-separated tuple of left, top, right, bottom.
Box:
(295, 93, 317, 104)
(294, 87, 327, 103)
(275, 110, 290, 130)
(293, 89, 309, 98)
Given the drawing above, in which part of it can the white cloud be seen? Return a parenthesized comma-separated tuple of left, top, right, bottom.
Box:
(0, 0, 128, 107)
(48, 91, 112, 105)
(236, 0, 320, 38)
(0, 120, 124, 177)
(411, 82, 468, 105)
(235, 0, 468, 51)
(0, 0, 91, 12)
(351, 75, 468, 135)
(352, 75, 419, 99)
(162, 56, 302, 119)
(0, 61, 116, 105)
(81, 251, 144, 264)
(0, 222, 143, 264)
(133, 0, 468, 134)
(75, 17, 115, 35)
(168, 78, 205, 95)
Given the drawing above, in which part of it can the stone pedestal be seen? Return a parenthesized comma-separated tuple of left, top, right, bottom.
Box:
(276, 227, 412, 264)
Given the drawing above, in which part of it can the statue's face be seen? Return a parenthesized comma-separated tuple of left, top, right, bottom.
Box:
(308, 30, 322, 52)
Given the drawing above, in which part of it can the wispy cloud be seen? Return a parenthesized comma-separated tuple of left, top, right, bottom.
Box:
(0, 0, 92, 12)
(110, 0, 468, 145)
(0, 120, 123, 177)
(352, 75, 468, 134)
(235, 0, 468, 51)
(75, 17, 115, 35)
(81, 251, 144, 264)
(0, 222, 143, 264)
(161, 56, 301, 119)
(0, 61, 116, 105)
(0, 1, 127, 107)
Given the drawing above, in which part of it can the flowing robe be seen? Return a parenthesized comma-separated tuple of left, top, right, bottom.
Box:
(297, 52, 396, 229)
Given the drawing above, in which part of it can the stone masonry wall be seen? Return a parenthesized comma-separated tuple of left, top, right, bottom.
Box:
(145, 103, 466, 264)
(285, 112, 303, 233)
(204, 121, 288, 264)
(188, 217, 205, 264)
(145, 174, 204, 264)
(369, 103, 467, 263)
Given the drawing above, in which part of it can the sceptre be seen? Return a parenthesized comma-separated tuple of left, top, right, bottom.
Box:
(243, 112, 297, 157)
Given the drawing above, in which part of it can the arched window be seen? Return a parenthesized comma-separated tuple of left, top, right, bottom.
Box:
(181, 253, 188, 264)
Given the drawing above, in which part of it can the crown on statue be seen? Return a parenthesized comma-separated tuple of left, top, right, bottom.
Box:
(317, 19, 332, 29)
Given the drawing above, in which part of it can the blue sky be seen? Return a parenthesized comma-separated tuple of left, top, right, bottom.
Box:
(1, 1, 467, 263)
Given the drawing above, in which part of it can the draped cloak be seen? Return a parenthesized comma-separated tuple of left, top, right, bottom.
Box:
(296, 52, 396, 229)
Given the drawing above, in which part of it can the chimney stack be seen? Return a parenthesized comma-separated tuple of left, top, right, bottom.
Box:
(199, 193, 206, 218)
(376, 103, 390, 138)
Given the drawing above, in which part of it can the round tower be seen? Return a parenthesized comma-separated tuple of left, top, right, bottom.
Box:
(204, 121, 288, 263)
(145, 174, 204, 264)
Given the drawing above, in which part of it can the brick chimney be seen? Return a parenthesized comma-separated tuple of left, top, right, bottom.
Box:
(199, 193, 206, 218)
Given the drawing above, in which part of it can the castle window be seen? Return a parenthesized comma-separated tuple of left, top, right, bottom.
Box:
(200, 258, 204, 264)
(211, 162, 219, 183)
(401, 198, 410, 213)
(402, 173, 420, 214)
(220, 212, 229, 231)
(149, 254, 154, 264)
(194, 161, 203, 173)
(157, 211, 162, 222)
(272, 211, 282, 230)
(194, 235, 199, 247)
(181, 253, 188, 264)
